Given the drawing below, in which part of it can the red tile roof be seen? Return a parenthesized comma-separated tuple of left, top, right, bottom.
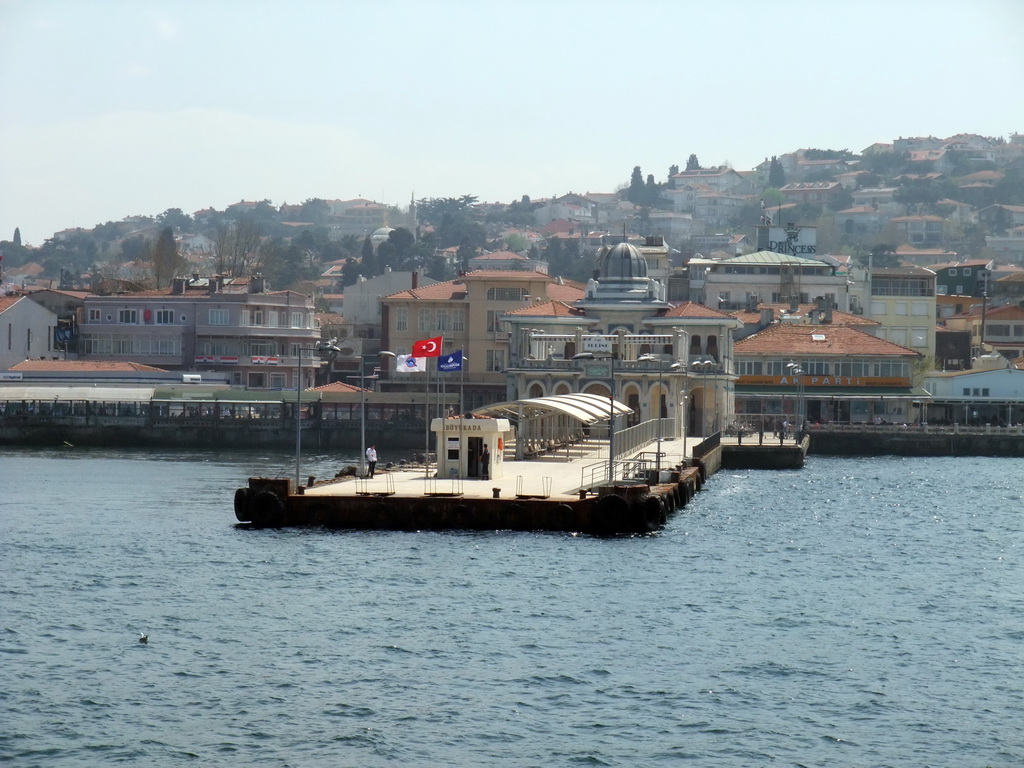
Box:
(505, 300, 586, 318)
(10, 360, 168, 372)
(735, 323, 920, 357)
(730, 304, 879, 326)
(0, 296, 23, 312)
(309, 381, 368, 393)
(660, 301, 735, 319)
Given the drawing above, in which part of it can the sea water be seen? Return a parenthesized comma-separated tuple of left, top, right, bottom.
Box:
(1, 448, 1022, 766)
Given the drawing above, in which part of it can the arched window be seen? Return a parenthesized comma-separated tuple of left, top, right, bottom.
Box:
(528, 382, 544, 399)
(707, 335, 719, 360)
(690, 334, 702, 355)
(626, 391, 641, 426)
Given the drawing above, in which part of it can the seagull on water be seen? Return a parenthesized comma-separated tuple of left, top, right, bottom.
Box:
(138, 632, 148, 644)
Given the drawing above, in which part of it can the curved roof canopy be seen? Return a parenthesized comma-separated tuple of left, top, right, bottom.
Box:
(471, 393, 632, 424)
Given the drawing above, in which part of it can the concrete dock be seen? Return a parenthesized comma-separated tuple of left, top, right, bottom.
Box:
(234, 435, 710, 535)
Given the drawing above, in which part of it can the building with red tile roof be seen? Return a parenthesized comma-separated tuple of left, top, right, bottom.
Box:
(733, 323, 924, 426)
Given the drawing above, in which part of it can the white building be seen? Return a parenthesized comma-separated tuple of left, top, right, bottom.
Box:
(0, 295, 60, 371)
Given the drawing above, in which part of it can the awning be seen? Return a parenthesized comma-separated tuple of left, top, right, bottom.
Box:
(735, 385, 931, 401)
(0, 385, 156, 402)
(472, 393, 632, 424)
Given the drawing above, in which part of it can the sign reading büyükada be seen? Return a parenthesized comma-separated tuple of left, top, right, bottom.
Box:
(739, 375, 911, 387)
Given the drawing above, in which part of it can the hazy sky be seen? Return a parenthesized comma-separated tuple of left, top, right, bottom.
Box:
(1, 0, 1022, 245)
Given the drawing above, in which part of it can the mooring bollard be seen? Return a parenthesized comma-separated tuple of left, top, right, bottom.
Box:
(492, 488, 501, 499)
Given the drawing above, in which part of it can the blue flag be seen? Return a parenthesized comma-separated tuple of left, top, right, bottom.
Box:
(437, 350, 464, 372)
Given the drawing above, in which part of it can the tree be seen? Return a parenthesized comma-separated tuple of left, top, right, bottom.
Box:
(298, 198, 330, 224)
(625, 165, 645, 204)
(13, 227, 21, 246)
(151, 227, 185, 289)
(803, 148, 854, 161)
(416, 195, 478, 226)
(686, 154, 701, 171)
(504, 232, 530, 252)
(856, 243, 901, 269)
(213, 215, 263, 276)
(768, 155, 786, 188)
(156, 208, 193, 232)
(668, 164, 679, 179)
(261, 239, 307, 289)
(644, 173, 661, 208)
(387, 227, 415, 267)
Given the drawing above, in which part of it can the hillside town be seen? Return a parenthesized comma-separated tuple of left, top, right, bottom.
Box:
(3, 131, 1024, 442)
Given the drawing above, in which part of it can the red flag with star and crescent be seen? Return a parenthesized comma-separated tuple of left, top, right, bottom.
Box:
(412, 336, 443, 357)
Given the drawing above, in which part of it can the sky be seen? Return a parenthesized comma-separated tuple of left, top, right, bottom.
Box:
(1, 0, 1022, 246)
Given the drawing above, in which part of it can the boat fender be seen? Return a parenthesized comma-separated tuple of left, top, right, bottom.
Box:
(250, 490, 286, 528)
(233, 487, 252, 522)
(592, 494, 629, 536)
(641, 495, 666, 531)
(552, 503, 575, 531)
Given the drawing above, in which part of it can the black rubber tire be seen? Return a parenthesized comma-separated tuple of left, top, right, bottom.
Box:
(233, 487, 251, 522)
(250, 490, 286, 528)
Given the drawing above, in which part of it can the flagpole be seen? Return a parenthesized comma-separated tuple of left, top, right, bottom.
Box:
(424, 360, 430, 480)
(460, 353, 465, 478)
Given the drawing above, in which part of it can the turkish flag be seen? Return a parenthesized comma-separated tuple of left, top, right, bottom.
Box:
(412, 336, 443, 357)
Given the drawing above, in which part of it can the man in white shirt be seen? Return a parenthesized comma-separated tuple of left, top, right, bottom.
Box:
(366, 445, 377, 478)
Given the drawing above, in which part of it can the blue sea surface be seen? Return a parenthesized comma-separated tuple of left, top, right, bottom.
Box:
(1, 448, 1022, 766)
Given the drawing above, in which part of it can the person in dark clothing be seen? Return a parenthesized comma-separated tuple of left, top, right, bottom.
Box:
(481, 444, 490, 480)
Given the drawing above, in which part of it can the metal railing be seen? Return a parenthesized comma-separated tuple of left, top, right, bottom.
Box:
(808, 423, 1024, 436)
(579, 456, 658, 490)
(614, 417, 675, 458)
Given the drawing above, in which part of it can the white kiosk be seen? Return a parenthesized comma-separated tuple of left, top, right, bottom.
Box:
(431, 417, 513, 479)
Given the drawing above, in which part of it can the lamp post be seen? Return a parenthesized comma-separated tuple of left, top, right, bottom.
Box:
(358, 350, 396, 478)
(786, 361, 804, 439)
(295, 339, 341, 490)
(573, 349, 616, 484)
(638, 354, 684, 474)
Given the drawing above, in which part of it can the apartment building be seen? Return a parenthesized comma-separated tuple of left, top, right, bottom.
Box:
(379, 270, 584, 410)
(77, 275, 320, 389)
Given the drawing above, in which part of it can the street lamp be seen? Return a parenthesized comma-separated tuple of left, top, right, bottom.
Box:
(359, 350, 396, 478)
(572, 349, 616, 484)
(690, 357, 716, 437)
(786, 361, 804, 438)
(638, 354, 684, 474)
(295, 339, 341, 490)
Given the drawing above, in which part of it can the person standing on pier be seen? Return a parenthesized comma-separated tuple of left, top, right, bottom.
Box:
(366, 445, 377, 478)
(481, 444, 490, 480)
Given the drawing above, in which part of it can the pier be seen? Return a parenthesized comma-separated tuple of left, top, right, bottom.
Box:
(234, 431, 715, 536)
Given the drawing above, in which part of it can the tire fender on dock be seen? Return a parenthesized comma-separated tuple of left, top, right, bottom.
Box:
(250, 490, 286, 528)
(233, 487, 252, 522)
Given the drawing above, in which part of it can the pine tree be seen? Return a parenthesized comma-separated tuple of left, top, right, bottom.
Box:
(151, 227, 182, 289)
(627, 165, 644, 204)
(768, 155, 786, 188)
(13, 227, 21, 246)
(686, 154, 701, 171)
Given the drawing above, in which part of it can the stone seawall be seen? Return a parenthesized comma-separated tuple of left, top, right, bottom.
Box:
(809, 429, 1024, 457)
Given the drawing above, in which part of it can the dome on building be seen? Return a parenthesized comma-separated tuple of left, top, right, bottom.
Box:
(600, 242, 648, 281)
(370, 227, 395, 248)
(580, 240, 666, 306)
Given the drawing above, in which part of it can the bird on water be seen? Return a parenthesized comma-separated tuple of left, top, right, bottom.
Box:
(138, 633, 148, 644)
